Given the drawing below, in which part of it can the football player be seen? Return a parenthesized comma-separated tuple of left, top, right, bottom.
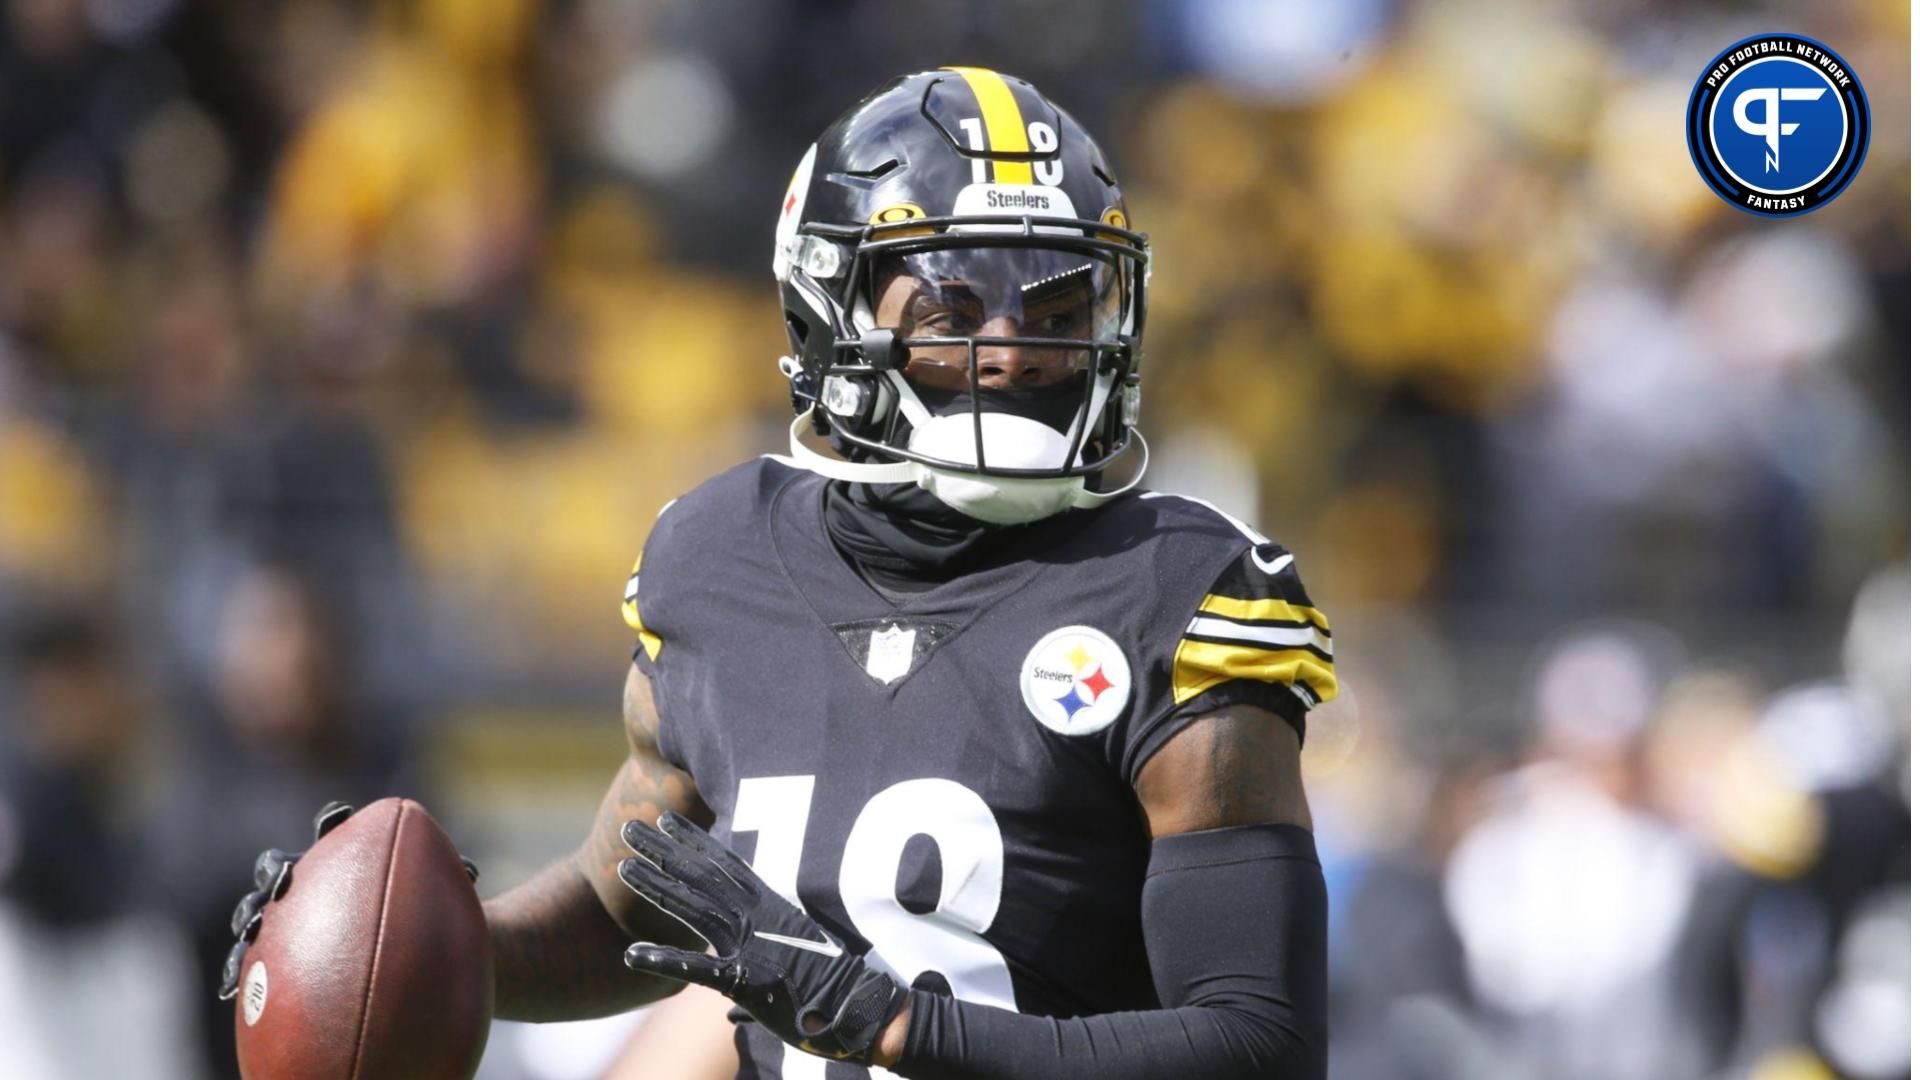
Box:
(223, 68, 1335, 1079)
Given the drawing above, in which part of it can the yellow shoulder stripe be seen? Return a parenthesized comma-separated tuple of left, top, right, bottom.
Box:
(1172, 638, 1338, 706)
(943, 66, 1033, 185)
(621, 554, 662, 662)
(1196, 593, 1331, 634)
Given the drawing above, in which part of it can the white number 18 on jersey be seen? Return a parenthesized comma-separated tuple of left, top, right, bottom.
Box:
(732, 775, 1016, 1078)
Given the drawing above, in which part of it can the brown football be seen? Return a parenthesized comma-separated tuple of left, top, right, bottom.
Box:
(235, 798, 493, 1079)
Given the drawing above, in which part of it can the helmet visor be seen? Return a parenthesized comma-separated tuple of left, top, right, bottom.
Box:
(870, 246, 1124, 393)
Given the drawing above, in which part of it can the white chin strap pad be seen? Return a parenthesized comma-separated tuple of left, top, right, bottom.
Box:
(779, 410, 920, 484)
(779, 408, 1150, 522)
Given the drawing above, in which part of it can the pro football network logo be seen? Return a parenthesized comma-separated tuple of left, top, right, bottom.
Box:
(1686, 33, 1869, 217)
(1019, 625, 1131, 736)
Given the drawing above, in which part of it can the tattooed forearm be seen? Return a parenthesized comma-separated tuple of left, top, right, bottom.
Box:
(484, 666, 713, 1020)
(580, 667, 712, 935)
(574, 742, 711, 939)
(486, 858, 666, 1020)
(1133, 704, 1312, 837)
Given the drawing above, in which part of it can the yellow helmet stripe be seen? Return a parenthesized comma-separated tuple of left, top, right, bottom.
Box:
(943, 66, 1034, 185)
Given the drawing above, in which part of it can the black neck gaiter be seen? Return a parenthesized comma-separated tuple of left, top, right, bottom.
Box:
(822, 481, 999, 595)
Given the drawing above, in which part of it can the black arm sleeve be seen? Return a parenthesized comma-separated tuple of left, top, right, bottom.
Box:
(895, 824, 1327, 1080)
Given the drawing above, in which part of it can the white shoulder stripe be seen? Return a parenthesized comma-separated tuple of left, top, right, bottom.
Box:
(1140, 492, 1292, 575)
(1186, 616, 1332, 655)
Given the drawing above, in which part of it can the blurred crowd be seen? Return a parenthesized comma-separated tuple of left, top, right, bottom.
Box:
(0, 1, 1907, 1078)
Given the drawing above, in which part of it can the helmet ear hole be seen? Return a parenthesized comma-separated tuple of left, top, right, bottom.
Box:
(784, 313, 810, 351)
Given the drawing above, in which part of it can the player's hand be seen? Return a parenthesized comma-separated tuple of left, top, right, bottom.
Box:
(216, 801, 478, 1001)
(619, 811, 907, 1063)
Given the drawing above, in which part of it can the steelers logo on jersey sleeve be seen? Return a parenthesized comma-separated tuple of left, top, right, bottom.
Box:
(1019, 625, 1132, 736)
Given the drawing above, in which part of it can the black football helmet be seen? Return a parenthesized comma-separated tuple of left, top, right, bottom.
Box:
(772, 68, 1150, 521)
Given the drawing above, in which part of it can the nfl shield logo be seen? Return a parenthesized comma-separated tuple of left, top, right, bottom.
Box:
(865, 624, 916, 684)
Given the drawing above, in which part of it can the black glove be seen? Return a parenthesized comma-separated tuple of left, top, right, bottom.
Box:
(619, 811, 907, 1063)
(215, 801, 478, 1000)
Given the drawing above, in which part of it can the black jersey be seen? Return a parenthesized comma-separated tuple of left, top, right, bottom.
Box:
(620, 459, 1336, 1079)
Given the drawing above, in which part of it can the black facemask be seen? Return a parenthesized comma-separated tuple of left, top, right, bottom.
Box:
(910, 373, 1089, 432)
(883, 372, 1092, 456)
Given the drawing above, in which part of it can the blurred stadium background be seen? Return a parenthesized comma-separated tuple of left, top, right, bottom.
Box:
(0, 0, 1908, 1078)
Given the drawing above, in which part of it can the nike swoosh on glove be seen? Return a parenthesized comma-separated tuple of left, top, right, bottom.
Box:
(619, 811, 906, 1063)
